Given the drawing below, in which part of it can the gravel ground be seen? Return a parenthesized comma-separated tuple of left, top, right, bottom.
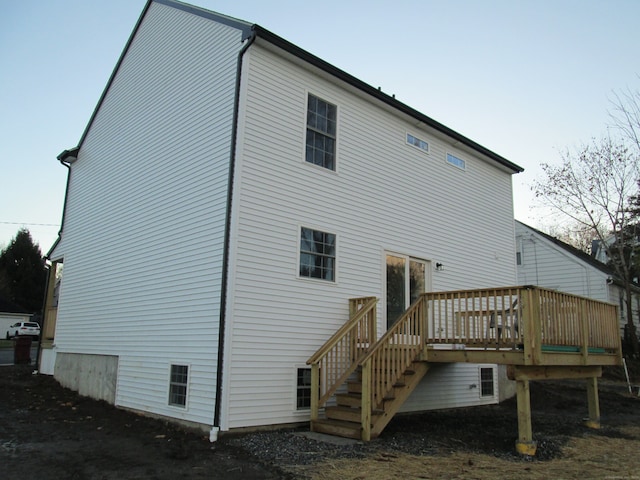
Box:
(2, 362, 639, 479)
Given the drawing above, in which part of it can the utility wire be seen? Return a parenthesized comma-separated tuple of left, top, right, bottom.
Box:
(0, 221, 60, 227)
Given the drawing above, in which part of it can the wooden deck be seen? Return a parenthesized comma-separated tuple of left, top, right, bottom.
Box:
(307, 287, 622, 455)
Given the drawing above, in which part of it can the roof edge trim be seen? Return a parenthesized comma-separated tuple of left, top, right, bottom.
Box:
(252, 25, 524, 174)
(154, 0, 253, 38)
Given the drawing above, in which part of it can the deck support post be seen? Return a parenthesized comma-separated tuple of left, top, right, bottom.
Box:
(515, 379, 537, 456)
(585, 376, 600, 429)
(361, 358, 372, 441)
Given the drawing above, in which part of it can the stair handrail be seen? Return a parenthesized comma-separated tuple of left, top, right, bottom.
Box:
(359, 294, 427, 440)
(307, 297, 378, 422)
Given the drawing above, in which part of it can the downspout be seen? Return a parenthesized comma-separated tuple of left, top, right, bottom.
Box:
(34, 264, 51, 372)
(211, 29, 257, 442)
(36, 151, 74, 372)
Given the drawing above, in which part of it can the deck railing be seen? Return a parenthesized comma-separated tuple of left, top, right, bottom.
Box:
(424, 286, 621, 361)
(358, 295, 427, 440)
(307, 297, 377, 422)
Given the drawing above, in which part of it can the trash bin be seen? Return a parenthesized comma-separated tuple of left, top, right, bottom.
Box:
(13, 336, 32, 364)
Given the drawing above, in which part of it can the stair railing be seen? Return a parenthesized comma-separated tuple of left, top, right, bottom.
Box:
(359, 294, 427, 440)
(306, 297, 378, 423)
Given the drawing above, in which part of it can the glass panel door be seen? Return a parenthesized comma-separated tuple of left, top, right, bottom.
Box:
(386, 254, 428, 329)
(409, 259, 426, 305)
(386, 255, 406, 328)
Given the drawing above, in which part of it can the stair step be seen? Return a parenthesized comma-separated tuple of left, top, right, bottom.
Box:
(347, 381, 361, 393)
(325, 406, 383, 423)
(336, 393, 361, 407)
(311, 419, 361, 440)
(348, 378, 408, 395)
(326, 406, 362, 423)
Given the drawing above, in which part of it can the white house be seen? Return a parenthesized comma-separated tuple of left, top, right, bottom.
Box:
(41, 0, 523, 439)
(515, 220, 640, 336)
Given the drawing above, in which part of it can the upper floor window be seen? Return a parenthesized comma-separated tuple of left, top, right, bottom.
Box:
(407, 133, 429, 153)
(300, 227, 336, 281)
(446, 153, 466, 170)
(306, 94, 337, 171)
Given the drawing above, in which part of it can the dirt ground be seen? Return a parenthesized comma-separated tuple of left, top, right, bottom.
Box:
(1, 362, 640, 480)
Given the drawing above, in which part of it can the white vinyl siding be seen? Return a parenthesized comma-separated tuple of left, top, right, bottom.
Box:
(222, 43, 517, 429)
(514, 221, 609, 301)
(515, 221, 639, 335)
(400, 364, 498, 412)
(52, 3, 245, 426)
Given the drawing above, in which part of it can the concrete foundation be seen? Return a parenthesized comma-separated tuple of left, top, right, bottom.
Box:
(39, 346, 56, 375)
(498, 364, 517, 402)
(54, 353, 118, 404)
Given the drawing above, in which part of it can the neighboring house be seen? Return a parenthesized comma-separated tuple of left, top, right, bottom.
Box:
(515, 220, 640, 335)
(0, 296, 32, 339)
(41, 0, 524, 438)
(592, 234, 640, 284)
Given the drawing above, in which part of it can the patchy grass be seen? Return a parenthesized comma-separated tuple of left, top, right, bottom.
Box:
(293, 426, 640, 480)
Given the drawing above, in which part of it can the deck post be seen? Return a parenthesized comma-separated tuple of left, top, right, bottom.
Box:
(585, 376, 600, 429)
(310, 363, 319, 425)
(361, 358, 372, 441)
(515, 379, 537, 455)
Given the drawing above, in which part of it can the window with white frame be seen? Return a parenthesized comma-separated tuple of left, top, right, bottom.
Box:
(306, 94, 337, 170)
(299, 227, 336, 281)
(407, 133, 429, 153)
(169, 364, 189, 407)
(296, 367, 312, 410)
(446, 152, 466, 170)
(480, 367, 494, 397)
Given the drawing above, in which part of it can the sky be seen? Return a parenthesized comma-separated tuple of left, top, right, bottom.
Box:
(1, 0, 639, 254)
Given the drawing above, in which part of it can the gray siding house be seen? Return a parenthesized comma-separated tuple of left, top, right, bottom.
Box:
(515, 220, 640, 336)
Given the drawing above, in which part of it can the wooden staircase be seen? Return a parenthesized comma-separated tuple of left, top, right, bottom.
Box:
(312, 361, 430, 439)
(307, 288, 623, 452)
(307, 296, 429, 441)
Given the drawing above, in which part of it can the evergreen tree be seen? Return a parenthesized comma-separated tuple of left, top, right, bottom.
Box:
(0, 229, 47, 313)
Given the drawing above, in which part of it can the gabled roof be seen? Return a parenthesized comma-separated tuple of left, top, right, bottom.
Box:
(515, 220, 640, 294)
(516, 220, 612, 275)
(71, 0, 523, 175)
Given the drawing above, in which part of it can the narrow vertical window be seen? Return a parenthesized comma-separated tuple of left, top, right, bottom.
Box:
(296, 368, 312, 410)
(306, 94, 337, 170)
(169, 364, 189, 407)
(300, 227, 336, 281)
(480, 367, 494, 397)
(515, 237, 523, 265)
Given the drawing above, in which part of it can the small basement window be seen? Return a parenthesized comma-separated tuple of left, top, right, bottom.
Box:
(446, 153, 466, 170)
(407, 133, 429, 153)
(480, 367, 494, 397)
(296, 368, 312, 410)
(169, 364, 189, 407)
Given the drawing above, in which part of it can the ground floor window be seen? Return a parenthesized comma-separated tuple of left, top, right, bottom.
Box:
(299, 227, 336, 281)
(169, 364, 189, 407)
(296, 368, 312, 410)
(480, 367, 495, 397)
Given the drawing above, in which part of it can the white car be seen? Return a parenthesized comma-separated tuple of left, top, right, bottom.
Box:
(5, 322, 40, 340)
